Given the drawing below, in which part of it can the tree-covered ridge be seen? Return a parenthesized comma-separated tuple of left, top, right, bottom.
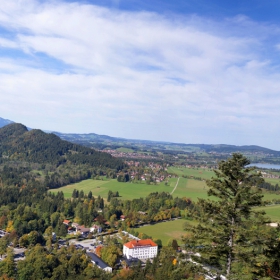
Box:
(0, 123, 125, 170)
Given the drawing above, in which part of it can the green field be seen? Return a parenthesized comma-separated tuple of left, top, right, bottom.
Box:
(51, 179, 174, 200)
(264, 177, 280, 185)
(50, 177, 212, 202)
(169, 177, 211, 201)
(255, 204, 280, 222)
(51, 176, 280, 203)
(136, 219, 195, 246)
(138, 204, 280, 245)
(168, 167, 214, 180)
(116, 147, 134, 153)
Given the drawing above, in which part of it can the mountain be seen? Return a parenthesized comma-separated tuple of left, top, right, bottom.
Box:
(0, 117, 13, 127)
(0, 123, 125, 170)
(53, 132, 280, 155)
(0, 117, 279, 155)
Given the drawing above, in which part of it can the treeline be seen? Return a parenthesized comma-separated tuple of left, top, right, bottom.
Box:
(258, 181, 280, 192)
(0, 163, 119, 189)
(182, 175, 203, 181)
(101, 192, 192, 228)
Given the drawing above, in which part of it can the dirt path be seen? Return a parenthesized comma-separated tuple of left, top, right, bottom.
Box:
(170, 177, 180, 195)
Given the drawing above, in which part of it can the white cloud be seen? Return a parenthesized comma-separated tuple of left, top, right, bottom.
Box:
(0, 0, 279, 149)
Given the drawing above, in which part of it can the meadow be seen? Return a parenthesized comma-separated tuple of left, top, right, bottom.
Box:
(51, 179, 174, 200)
(255, 204, 280, 222)
(168, 166, 214, 180)
(51, 174, 280, 203)
(137, 203, 280, 245)
(135, 219, 196, 246)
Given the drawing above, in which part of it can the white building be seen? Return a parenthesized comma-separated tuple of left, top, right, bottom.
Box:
(87, 253, 112, 273)
(123, 239, 158, 260)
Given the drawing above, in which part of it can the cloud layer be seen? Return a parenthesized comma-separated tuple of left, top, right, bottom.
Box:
(0, 0, 279, 149)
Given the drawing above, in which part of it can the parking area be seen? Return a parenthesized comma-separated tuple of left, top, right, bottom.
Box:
(69, 238, 102, 251)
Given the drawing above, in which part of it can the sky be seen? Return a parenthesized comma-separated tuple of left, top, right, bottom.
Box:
(1, 0, 280, 150)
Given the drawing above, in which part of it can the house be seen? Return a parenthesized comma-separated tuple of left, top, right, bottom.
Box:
(76, 226, 90, 237)
(72, 222, 79, 229)
(90, 224, 102, 233)
(87, 252, 112, 273)
(63, 219, 71, 226)
(123, 239, 158, 260)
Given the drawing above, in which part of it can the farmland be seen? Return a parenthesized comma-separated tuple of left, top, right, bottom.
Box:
(51, 174, 280, 204)
(50, 175, 213, 202)
(51, 179, 174, 200)
(168, 166, 214, 180)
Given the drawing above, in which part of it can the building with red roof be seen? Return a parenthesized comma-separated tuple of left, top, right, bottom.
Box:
(123, 239, 158, 259)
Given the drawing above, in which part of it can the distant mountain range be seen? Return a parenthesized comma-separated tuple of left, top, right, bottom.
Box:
(0, 117, 279, 154)
(0, 117, 13, 128)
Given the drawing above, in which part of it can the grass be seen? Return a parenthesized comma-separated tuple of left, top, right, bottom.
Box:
(264, 178, 280, 185)
(51, 177, 212, 202)
(136, 219, 196, 246)
(51, 176, 280, 204)
(168, 167, 214, 180)
(50, 179, 174, 200)
(256, 204, 280, 222)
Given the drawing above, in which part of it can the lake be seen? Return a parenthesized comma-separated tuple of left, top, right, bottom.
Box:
(248, 163, 280, 170)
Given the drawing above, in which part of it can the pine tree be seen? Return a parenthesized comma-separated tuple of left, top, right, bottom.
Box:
(184, 153, 274, 279)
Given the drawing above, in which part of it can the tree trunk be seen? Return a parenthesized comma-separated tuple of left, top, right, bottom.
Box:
(226, 217, 234, 277)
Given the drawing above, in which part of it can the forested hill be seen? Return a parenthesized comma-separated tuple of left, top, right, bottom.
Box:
(0, 123, 125, 170)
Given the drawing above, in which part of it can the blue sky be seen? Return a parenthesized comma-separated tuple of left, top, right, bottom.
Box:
(0, 0, 280, 150)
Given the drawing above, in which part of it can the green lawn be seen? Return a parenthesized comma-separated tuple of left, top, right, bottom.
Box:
(136, 219, 196, 246)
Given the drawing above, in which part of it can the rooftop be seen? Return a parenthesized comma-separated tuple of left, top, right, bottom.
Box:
(87, 252, 111, 269)
(124, 239, 157, 249)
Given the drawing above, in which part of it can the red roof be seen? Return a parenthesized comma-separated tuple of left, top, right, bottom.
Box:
(124, 239, 157, 249)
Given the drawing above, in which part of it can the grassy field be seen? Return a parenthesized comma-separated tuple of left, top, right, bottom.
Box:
(116, 147, 135, 152)
(51, 179, 174, 200)
(50, 177, 212, 202)
(138, 204, 280, 245)
(264, 177, 280, 185)
(136, 219, 195, 246)
(168, 167, 214, 180)
(255, 204, 280, 222)
(51, 176, 280, 203)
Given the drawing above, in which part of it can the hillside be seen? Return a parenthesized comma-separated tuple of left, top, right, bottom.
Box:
(0, 123, 125, 170)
